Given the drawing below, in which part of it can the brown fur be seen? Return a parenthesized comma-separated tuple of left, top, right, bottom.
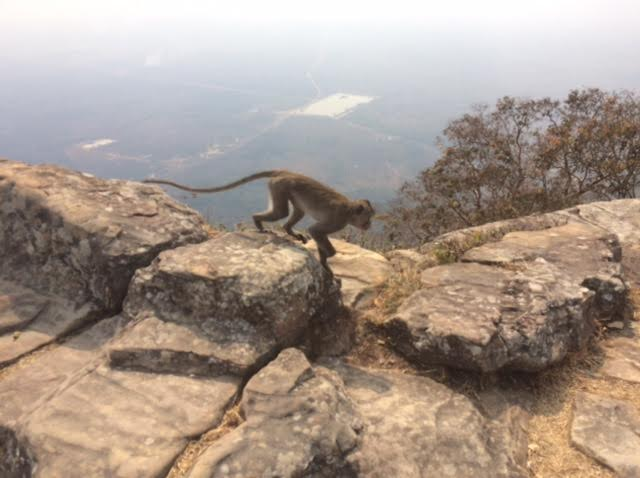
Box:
(143, 170, 375, 275)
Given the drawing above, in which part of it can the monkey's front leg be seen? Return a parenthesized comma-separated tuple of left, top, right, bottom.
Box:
(309, 223, 339, 278)
(283, 206, 309, 243)
(253, 217, 266, 232)
(317, 249, 334, 277)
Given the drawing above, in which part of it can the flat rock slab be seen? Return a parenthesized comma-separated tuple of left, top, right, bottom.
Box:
(599, 330, 640, 384)
(112, 232, 340, 376)
(109, 315, 275, 377)
(188, 348, 362, 478)
(0, 316, 128, 427)
(462, 222, 626, 323)
(574, 200, 640, 245)
(0, 316, 240, 478)
(571, 392, 640, 477)
(383, 222, 626, 372)
(306, 239, 392, 309)
(0, 160, 208, 312)
(20, 365, 238, 478)
(0, 279, 95, 366)
(335, 363, 528, 478)
(417, 211, 570, 260)
(188, 349, 528, 478)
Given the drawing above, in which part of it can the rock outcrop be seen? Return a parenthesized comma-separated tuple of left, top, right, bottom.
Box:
(188, 348, 528, 478)
(0, 161, 341, 477)
(306, 238, 392, 310)
(3, 160, 640, 478)
(110, 232, 340, 377)
(383, 215, 629, 372)
(187, 348, 363, 478)
(599, 327, 640, 383)
(0, 160, 209, 364)
(0, 316, 239, 477)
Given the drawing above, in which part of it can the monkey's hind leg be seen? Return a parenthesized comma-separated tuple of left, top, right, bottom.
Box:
(283, 205, 308, 243)
(308, 223, 338, 277)
(252, 183, 289, 232)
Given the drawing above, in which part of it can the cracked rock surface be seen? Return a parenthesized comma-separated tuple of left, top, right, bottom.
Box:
(188, 348, 362, 478)
(306, 238, 392, 310)
(599, 330, 640, 384)
(571, 392, 640, 477)
(189, 348, 528, 478)
(0, 315, 240, 477)
(383, 221, 628, 372)
(3, 162, 640, 478)
(110, 232, 340, 377)
(0, 160, 209, 362)
(0, 160, 208, 309)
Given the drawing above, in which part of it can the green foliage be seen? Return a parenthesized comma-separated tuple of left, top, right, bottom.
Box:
(386, 88, 640, 247)
(431, 244, 458, 264)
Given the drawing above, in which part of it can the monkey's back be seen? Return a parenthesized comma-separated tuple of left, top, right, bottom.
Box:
(272, 171, 353, 223)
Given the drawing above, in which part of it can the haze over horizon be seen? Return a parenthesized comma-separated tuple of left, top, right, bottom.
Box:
(1, 0, 639, 223)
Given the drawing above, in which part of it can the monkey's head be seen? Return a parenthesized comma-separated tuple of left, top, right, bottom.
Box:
(350, 200, 375, 230)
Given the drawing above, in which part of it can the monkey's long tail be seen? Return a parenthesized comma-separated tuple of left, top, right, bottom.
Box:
(142, 170, 282, 193)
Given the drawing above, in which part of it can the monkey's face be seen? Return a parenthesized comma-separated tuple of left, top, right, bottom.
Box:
(351, 200, 375, 230)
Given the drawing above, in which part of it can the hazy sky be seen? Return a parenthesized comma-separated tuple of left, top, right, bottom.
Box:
(2, 0, 639, 27)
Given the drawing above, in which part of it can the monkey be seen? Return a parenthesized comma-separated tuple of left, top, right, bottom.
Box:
(143, 171, 375, 276)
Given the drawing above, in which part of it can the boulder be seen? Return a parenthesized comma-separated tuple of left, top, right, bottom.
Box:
(462, 222, 626, 324)
(0, 161, 209, 361)
(306, 238, 392, 310)
(20, 365, 238, 478)
(187, 348, 362, 478)
(571, 392, 640, 477)
(416, 211, 570, 264)
(385, 248, 428, 272)
(383, 222, 627, 372)
(0, 160, 208, 312)
(110, 232, 341, 376)
(188, 349, 528, 478)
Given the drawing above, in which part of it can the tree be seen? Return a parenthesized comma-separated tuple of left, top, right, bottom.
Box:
(386, 88, 640, 247)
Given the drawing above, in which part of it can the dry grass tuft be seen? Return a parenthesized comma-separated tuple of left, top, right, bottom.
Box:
(629, 288, 640, 319)
(524, 333, 640, 478)
(202, 223, 222, 238)
(373, 267, 422, 315)
(167, 403, 244, 478)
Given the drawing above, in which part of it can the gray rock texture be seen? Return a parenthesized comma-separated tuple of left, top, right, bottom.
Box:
(188, 348, 362, 478)
(384, 221, 627, 372)
(0, 316, 128, 426)
(0, 316, 240, 478)
(306, 238, 392, 309)
(335, 363, 528, 478)
(0, 279, 94, 366)
(571, 392, 640, 477)
(110, 232, 341, 376)
(0, 160, 209, 362)
(0, 160, 208, 311)
(573, 199, 640, 245)
(4, 160, 640, 478)
(417, 211, 570, 264)
(188, 349, 528, 478)
(599, 328, 640, 384)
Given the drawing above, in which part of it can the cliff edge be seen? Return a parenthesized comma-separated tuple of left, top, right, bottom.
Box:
(1, 160, 638, 477)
